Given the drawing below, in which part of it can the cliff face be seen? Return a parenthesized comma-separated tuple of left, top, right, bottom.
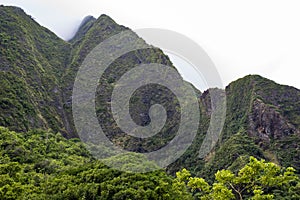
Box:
(0, 5, 299, 176)
(249, 99, 298, 143)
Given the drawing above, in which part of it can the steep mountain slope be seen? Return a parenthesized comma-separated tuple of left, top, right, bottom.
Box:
(221, 75, 300, 171)
(62, 12, 184, 147)
(0, 6, 177, 139)
(0, 5, 299, 180)
(0, 6, 70, 134)
(173, 75, 300, 179)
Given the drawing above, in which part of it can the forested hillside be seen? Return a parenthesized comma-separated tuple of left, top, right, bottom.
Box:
(0, 5, 299, 199)
(0, 127, 299, 199)
(0, 6, 70, 134)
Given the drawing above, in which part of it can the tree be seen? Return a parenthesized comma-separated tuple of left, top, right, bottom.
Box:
(177, 156, 299, 199)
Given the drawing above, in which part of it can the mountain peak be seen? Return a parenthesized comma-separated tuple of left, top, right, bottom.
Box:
(230, 74, 270, 85)
(94, 13, 121, 29)
(0, 5, 24, 12)
(69, 15, 96, 42)
(0, 5, 31, 21)
(69, 14, 123, 43)
(98, 14, 114, 21)
(81, 15, 96, 24)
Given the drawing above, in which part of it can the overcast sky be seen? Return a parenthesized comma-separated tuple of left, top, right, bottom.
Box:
(1, 0, 300, 90)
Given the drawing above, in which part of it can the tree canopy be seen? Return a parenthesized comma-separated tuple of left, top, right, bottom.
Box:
(0, 127, 299, 199)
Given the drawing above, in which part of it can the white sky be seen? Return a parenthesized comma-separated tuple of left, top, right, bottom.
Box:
(1, 0, 300, 90)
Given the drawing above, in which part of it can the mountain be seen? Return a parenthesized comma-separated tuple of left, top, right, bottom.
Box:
(198, 75, 300, 178)
(69, 15, 96, 43)
(0, 6, 70, 134)
(0, 5, 299, 181)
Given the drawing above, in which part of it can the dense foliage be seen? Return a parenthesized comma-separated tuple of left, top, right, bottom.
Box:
(0, 127, 299, 199)
(0, 127, 179, 199)
(0, 5, 70, 134)
(0, 5, 300, 199)
(176, 157, 300, 199)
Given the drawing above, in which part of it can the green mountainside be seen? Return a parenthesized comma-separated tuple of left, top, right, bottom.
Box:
(0, 5, 300, 199)
(167, 75, 300, 180)
(0, 6, 70, 134)
(199, 75, 300, 179)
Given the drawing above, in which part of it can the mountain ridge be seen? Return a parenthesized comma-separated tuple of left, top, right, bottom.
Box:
(0, 5, 299, 179)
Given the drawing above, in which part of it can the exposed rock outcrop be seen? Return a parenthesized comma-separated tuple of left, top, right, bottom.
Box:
(248, 99, 297, 147)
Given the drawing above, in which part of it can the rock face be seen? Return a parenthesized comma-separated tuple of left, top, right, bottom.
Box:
(249, 99, 297, 145)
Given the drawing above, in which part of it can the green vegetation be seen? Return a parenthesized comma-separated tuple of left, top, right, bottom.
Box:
(0, 127, 177, 199)
(0, 5, 70, 134)
(168, 75, 300, 179)
(176, 157, 300, 200)
(0, 5, 300, 199)
(1, 127, 299, 199)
